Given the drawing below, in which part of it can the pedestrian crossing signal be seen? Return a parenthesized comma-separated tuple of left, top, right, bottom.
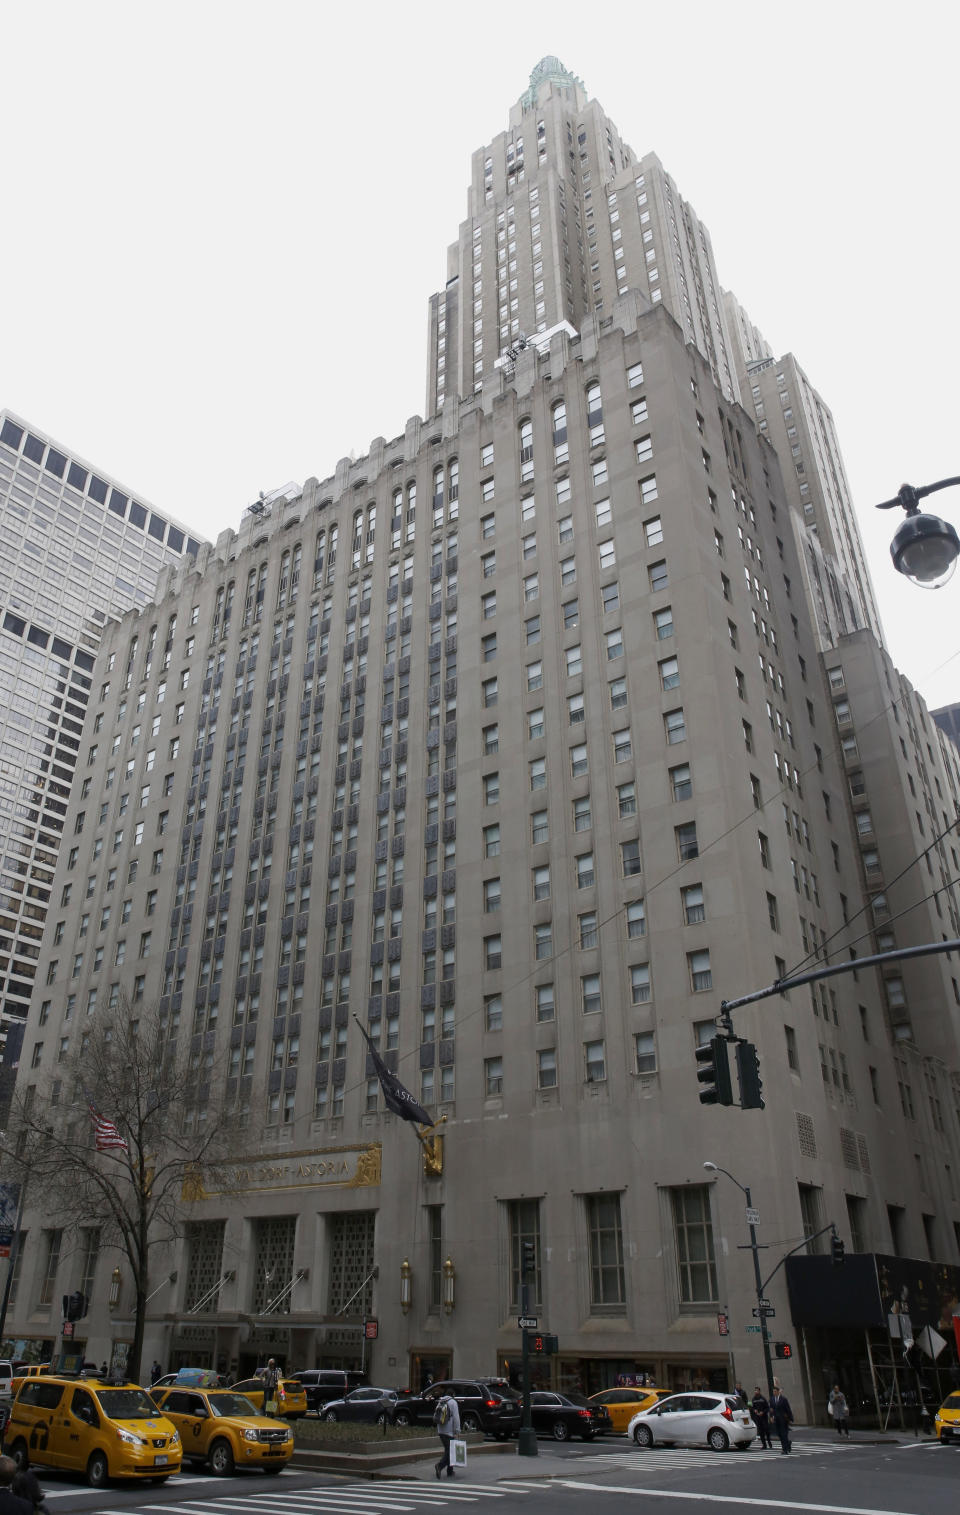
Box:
(774, 1342, 792, 1360)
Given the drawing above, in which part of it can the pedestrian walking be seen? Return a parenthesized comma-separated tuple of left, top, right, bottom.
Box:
(735, 1382, 748, 1407)
(770, 1381, 793, 1454)
(149, 1360, 163, 1385)
(750, 1386, 773, 1449)
(259, 1358, 281, 1415)
(433, 1391, 461, 1480)
(0, 1455, 32, 1515)
(828, 1384, 850, 1437)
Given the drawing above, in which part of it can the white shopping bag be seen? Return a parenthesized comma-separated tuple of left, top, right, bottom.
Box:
(451, 1438, 468, 1467)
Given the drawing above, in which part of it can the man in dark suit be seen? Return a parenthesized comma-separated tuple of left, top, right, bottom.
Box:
(770, 1381, 793, 1454)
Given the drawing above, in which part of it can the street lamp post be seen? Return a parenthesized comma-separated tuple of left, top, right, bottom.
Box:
(703, 1162, 774, 1399)
(875, 477, 960, 588)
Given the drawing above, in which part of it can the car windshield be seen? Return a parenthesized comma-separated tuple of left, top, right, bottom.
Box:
(209, 1394, 258, 1418)
(942, 1393, 960, 1410)
(96, 1389, 163, 1420)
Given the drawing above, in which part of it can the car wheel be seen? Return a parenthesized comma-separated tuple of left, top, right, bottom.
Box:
(707, 1427, 730, 1452)
(9, 1440, 28, 1473)
(86, 1451, 110, 1488)
(462, 1412, 480, 1433)
(208, 1437, 235, 1476)
(394, 1409, 412, 1427)
(633, 1424, 654, 1448)
(552, 1419, 571, 1442)
(323, 1409, 339, 1422)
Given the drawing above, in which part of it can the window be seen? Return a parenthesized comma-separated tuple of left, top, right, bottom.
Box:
(537, 1048, 557, 1089)
(670, 763, 692, 802)
(659, 656, 679, 690)
(605, 627, 623, 660)
(609, 678, 627, 711)
(529, 757, 546, 790)
(664, 708, 685, 744)
(648, 560, 668, 593)
(785, 1025, 799, 1072)
(534, 922, 552, 959)
(484, 772, 500, 805)
(621, 839, 641, 877)
(484, 823, 500, 858)
(525, 615, 540, 645)
(598, 540, 616, 571)
(654, 606, 673, 640)
(481, 590, 496, 619)
(672, 1186, 717, 1302)
(644, 515, 663, 547)
(527, 661, 543, 691)
(582, 974, 602, 1013)
(576, 852, 595, 890)
(630, 962, 651, 1004)
(531, 809, 549, 845)
(617, 781, 636, 817)
(484, 934, 502, 970)
(688, 949, 713, 992)
(635, 1031, 656, 1074)
(602, 581, 620, 614)
(532, 865, 551, 901)
(584, 1039, 606, 1081)
(675, 822, 698, 862)
(563, 597, 579, 629)
(483, 724, 499, 755)
(485, 1057, 504, 1096)
(481, 632, 497, 662)
(483, 878, 501, 913)
(587, 1193, 625, 1306)
(485, 994, 502, 1032)
(482, 677, 498, 707)
(613, 728, 632, 763)
(523, 573, 539, 602)
(566, 645, 582, 677)
(579, 911, 599, 949)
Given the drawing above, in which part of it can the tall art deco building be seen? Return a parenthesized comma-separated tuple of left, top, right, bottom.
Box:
(7, 60, 960, 1415)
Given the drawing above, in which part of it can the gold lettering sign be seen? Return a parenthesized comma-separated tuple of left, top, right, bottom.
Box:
(183, 1142, 381, 1200)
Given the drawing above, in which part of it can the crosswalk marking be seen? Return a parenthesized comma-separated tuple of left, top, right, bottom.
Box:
(573, 1442, 847, 1472)
(91, 1478, 545, 1515)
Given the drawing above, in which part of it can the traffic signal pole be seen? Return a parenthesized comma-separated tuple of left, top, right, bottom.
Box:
(742, 1184, 774, 1401)
(518, 1245, 537, 1458)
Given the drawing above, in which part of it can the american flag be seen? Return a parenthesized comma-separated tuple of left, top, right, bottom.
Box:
(89, 1105, 128, 1154)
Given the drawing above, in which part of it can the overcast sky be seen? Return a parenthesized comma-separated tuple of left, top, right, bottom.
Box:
(3, 2, 958, 708)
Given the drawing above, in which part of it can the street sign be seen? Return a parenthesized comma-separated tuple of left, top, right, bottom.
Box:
(518, 1315, 538, 1330)
(757, 1298, 771, 1308)
(745, 1325, 762, 1334)
(752, 1305, 775, 1317)
(62, 1321, 74, 1339)
(745, 1207, 760, 1226)
(364, 1319, 378, 1339)
(716, 1312, 729, 1337)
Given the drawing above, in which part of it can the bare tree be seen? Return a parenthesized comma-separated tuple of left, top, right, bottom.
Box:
(3, 1001, 242, 1383)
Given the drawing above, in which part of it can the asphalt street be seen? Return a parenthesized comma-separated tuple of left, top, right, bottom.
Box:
(12, 1433, 960, 1515)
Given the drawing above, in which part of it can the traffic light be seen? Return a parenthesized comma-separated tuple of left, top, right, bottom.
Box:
(830, 1232, 845, 1266)
(696, 1036, 734, 1106)
(521, 1240, 536, 1279)
(735, 1040, 764, 1110)
(529, 1334, 558, 1355)
(532, 1334, 545, 1354)
(773, 1342, 793, 1360)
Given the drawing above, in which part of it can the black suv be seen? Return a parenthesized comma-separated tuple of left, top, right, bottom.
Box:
(392, 1378, 521, 1438)
(289, 1369, 366, 1414)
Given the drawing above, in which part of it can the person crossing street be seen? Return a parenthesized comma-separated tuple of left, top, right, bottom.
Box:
(433, 1390, 461, 1480)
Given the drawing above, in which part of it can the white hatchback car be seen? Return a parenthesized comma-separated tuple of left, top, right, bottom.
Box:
(627, 1391, 755, 1451)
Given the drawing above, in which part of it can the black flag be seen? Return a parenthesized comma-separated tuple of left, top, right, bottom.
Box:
(356, 1021, 434, 1126)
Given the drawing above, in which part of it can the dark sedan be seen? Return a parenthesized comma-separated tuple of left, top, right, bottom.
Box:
(529, 1389, 612, 1441)
(319, 1386, 408, 1425)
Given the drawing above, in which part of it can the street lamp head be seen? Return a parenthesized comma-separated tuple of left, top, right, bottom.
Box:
(890, 510, 960, 589)
(702, 1161, 718, 1171)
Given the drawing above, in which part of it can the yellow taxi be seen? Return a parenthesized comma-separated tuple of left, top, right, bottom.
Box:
(152, 1385, 293, 1474)
(230, 1375, 308, 1419)
(934, 1390, 960, 1443)
(588, 1386, 673, 1433)
(8, 1375, 181, 1487)
(8, 1364, 51, 1400)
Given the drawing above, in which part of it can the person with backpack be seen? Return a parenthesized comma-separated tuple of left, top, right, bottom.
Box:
(433, 1391, 461, 1480)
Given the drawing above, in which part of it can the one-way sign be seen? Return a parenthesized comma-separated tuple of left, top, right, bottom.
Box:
(752, 1305, 775, 1317)
(518, 1315, 538, 1329)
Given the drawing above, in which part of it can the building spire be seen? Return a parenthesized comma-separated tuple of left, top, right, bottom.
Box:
(521, 55, 585, 108)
